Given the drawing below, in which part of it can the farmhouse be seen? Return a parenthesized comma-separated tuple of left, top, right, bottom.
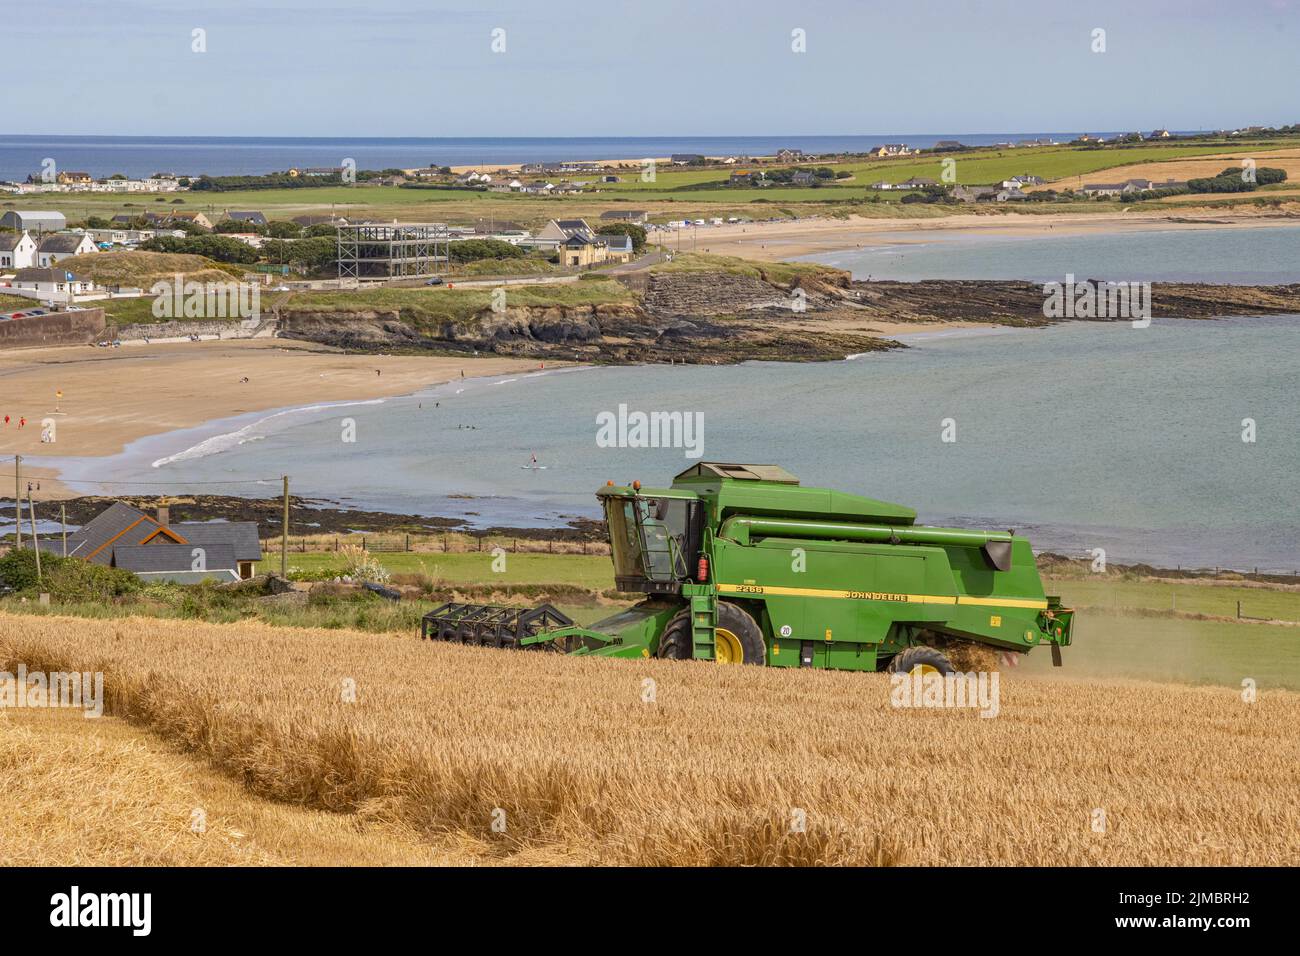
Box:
(56, 171, 94, 185)
(0, 231, 37, 270)
(900, 177, 938, 188)
(670, 154, 705, 165)
(0, 210, 66, 233)
(870, 144, 913, 157)
(37, 232, 98, 266)
(43, 502, 262, 583)
(775, 148, 805, 162)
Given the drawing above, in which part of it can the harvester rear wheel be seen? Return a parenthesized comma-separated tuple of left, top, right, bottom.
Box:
(887, 645, 955, 677)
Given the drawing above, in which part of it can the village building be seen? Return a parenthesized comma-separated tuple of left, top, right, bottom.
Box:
(0, 231, 38, 270)
(42, 502, 262, 583)
(0, 210, 67, 233)
(37, 232, 98, 266)
(10, 267, 95, 298)
(223, 210, 268, 227)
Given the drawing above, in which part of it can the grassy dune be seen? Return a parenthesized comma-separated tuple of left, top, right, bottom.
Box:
(2, 612, 1296, 866)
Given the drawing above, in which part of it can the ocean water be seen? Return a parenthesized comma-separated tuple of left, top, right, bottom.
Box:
(802, 225, 1300, 284)
(36, 316, 1300, 571)
(0, 132, 1173, 182)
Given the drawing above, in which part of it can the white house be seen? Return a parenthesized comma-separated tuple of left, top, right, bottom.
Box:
(37, 232, 98, 266)
(0, 231, 38, 270)
(10, 267, 96, 298)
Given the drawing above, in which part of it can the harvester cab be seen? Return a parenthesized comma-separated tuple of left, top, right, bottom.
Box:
(422, 463, 1074, 675)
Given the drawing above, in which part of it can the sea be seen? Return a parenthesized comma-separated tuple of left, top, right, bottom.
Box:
(0, 132, 1193, 182)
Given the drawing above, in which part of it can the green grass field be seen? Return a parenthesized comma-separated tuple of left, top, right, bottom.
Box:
(13, 138, 1294, 232)
(280, 278, 631, 326)
(1057, 578, 1300, 622)
(1020, 612, 1300, 691)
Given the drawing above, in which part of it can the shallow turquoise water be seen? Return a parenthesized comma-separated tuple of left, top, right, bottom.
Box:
(42, 315, 1300, 571)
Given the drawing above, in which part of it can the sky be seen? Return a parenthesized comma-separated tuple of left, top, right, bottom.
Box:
(4, 0, 1297, 137)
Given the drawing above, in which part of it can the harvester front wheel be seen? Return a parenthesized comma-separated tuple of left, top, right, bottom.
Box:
(654, 603, 767, 664)
(715, 602, 766, 665)
(655, 610, 693, 660)
(887, 645, 955, 677)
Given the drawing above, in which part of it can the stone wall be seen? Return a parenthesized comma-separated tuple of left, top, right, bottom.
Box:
(113, 317, 274, 341)
(0, 308, 105, 348)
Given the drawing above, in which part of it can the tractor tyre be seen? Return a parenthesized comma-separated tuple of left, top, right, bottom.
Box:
(656, 609, 694, 660)
(715, 602, 767, 665)
(887, 645, 956, 676)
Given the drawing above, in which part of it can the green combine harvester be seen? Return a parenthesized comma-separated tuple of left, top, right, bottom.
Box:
(421, 463, 1073, 673)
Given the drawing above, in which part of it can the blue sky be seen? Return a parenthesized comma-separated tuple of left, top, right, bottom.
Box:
(5, 0, 1297, 136)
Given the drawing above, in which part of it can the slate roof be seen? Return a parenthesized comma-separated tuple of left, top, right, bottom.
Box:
(54, 503, 261, 567)
(172, 521, 262, 561)
(14, 267, 83, 284)
(113, 543, 238, 574)
(36, 233, 90, 254)
(224, 211, 267, 225)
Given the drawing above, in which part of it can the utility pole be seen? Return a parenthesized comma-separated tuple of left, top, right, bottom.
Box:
(281, 475, 289, 577)
(13, 455, 21, 550)
(27, 485, 41, 584)
(61, 503, 67, 557)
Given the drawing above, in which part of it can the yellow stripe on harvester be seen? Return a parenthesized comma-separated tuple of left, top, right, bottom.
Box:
(715, 583, 1046, 610)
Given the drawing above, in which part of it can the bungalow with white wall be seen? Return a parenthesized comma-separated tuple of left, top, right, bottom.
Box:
(9, 267, 96, 298)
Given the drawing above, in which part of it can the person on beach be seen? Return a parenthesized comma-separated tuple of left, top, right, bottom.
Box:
(3, 415, 8, 426)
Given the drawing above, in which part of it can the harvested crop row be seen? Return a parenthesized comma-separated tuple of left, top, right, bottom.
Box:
(2, 612, 1296, 866)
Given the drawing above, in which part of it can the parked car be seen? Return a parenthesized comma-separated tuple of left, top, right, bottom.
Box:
(424, 277, 444, 286)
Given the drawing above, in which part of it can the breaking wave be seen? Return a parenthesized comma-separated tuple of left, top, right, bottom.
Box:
(150, 400, 384, 468)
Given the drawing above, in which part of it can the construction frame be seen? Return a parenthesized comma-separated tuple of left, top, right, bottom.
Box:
(336, 222, 451, 280)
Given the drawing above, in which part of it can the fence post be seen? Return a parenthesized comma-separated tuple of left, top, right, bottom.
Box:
(406, 533, 411, 552)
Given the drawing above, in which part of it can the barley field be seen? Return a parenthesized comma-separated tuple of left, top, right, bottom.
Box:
(2, 612, 1296, 866)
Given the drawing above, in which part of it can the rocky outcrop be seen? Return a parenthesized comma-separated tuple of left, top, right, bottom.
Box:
(846, 279, 1300, 323)
(274, 274, 1300, 365)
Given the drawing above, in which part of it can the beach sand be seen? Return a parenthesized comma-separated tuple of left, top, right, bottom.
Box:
(0, 340, 543, 496)
(667, 208, 1300, 261)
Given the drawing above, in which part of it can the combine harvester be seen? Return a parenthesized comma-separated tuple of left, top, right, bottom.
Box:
(421, 463, 1073, 673)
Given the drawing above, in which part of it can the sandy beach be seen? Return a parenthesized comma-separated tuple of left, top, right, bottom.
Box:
(677, 208, 1300, 261)
(0, 340, 542, 496)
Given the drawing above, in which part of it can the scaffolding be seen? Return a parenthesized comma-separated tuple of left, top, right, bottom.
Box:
(336, 222, 450, 280)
